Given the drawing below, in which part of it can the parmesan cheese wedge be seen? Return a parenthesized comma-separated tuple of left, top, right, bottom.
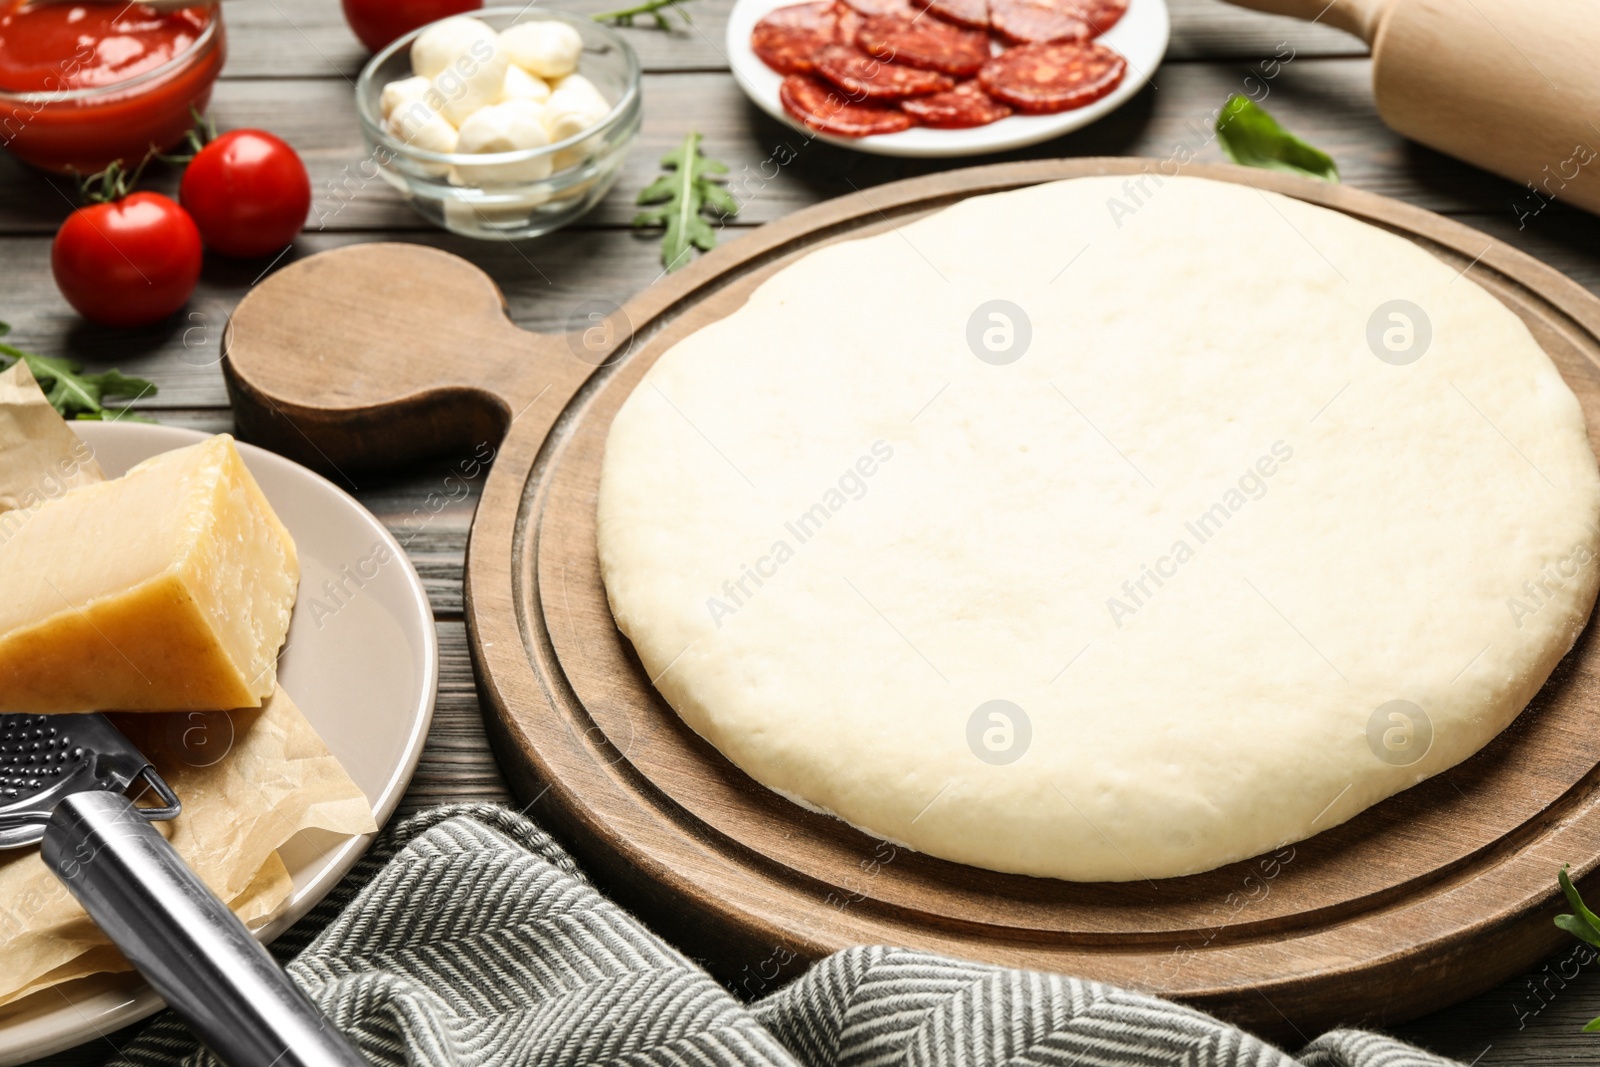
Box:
(0, 434, 299, 713)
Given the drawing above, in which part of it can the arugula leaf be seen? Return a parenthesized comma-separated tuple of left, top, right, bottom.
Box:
(1215, 95, 1339, 183)
(1558, 866, 1600, 943)
(0, 321, 158, 422)
(633, 131, 739, 272)
(1554, 866, 1600, 1030)
(1556, 912, 1600, 948)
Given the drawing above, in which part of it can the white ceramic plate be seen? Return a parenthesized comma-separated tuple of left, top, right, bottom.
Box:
(0, 423, 438, 1066)
(727, 0, 1168, 157)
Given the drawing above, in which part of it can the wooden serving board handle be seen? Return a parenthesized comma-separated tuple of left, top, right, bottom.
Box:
(222, 244, 600, 476)
(1219, 0, 1600, 217)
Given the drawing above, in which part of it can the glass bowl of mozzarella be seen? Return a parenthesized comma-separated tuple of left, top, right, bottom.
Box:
(355, 7, 641, 239)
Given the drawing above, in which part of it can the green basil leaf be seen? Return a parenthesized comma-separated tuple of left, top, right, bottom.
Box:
(1215, 95, 1339, 183)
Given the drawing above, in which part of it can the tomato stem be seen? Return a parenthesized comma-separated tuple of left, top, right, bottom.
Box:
(76, 148, 155, 204)
(155, 107, 218, 166)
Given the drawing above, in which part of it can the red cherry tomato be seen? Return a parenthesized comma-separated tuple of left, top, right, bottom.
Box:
(341, 0, 482, 53)
(51, 192, 202, 328)
(179, 129, 312, 259)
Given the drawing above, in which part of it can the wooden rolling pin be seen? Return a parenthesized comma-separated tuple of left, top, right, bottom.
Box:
(1223, 0, 1600, 219)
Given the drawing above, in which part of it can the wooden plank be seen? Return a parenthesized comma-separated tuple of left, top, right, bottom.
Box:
(356, 464, 479, 617)
(1166, 0, 1363, 59)
(0, 60, 1560, 239)
(4, 185, 1598, 414)
(216, 0, 739, 79)
(133, 409, 233, 434)
(394, 620, 515, 815)
(0, 227, 668, 408)
(208, 0, 1365, 81)
(1393, 949, 1600, 1067)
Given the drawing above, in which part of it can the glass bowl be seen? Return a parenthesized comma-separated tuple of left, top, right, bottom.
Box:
(355, 7, 642, 240)
(0, 7, 226, 174)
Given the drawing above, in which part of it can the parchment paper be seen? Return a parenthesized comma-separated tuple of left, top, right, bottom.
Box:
(0, 361, 103, 514)
(0, 687, 376, 1006)
(0, 366, 378, 1006)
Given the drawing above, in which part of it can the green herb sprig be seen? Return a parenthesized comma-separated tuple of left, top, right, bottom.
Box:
(1215, 95, 1339, 183)
(633, 131, 738, 272)
(0, 322, 158, 422)
(1555, 866, 1600, 1031)
(592, 0, 696, 31)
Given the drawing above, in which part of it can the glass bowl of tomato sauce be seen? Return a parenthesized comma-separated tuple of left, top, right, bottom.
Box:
(0, 0, 226, 174)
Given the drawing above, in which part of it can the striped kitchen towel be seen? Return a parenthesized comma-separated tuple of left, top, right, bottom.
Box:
(108, 804, 1461, 1067)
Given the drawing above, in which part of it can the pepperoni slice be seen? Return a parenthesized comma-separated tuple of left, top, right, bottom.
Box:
(839, 0, 917, 16)
(989, 0, 1128, 43)
(900, 79, 1013, 127)
(913, 0, 988, 29)
(814, 43, 955, 99)
(855, 13, 993, 77)
(977, 40, 1126, 112)
(778, 73, 915, 136)
(833, 1, 865, 41)
(752, 1, 845, 75)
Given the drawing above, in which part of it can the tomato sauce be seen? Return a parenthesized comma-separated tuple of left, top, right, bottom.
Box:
(0, 1, 226, 173)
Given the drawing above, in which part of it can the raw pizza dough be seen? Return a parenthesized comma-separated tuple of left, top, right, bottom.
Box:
(596, 175, 1600, 881)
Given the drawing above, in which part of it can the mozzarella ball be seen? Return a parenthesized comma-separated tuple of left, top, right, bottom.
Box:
(388, 98, 458, 177)
(499, 20, 584, 79)
(453, 99, 553, 184)
(380, 75, 431, 120)
(457, 99, 548, 152)
(388, 100, 458, 153)
(410, 16, 498, 79)
(549, 72, 609, 113)
(542, 74, 610, 146)
(429, 42, 509, 126)
(432, 73, 499, 126)
(501, 63, 551, 104)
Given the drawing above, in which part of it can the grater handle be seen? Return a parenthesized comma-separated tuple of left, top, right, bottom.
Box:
(41, 790, 370, 1067)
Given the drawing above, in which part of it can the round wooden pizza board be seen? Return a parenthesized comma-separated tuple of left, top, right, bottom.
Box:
(221, 158, 1600, 1042)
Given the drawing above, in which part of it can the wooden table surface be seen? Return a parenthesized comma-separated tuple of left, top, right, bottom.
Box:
(11, 0, 1600, 1062)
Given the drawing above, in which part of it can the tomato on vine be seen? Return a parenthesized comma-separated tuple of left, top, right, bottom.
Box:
(179, 128, 311, 259)
(51, 161, 202, 328)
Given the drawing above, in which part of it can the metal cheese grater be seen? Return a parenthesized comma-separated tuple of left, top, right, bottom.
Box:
(0, 713, 369, 1067)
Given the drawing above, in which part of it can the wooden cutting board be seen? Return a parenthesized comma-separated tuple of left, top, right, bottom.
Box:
(222, 158, 1600, 1041)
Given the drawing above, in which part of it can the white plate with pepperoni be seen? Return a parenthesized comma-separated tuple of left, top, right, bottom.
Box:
(727, 0, 1167, 156)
